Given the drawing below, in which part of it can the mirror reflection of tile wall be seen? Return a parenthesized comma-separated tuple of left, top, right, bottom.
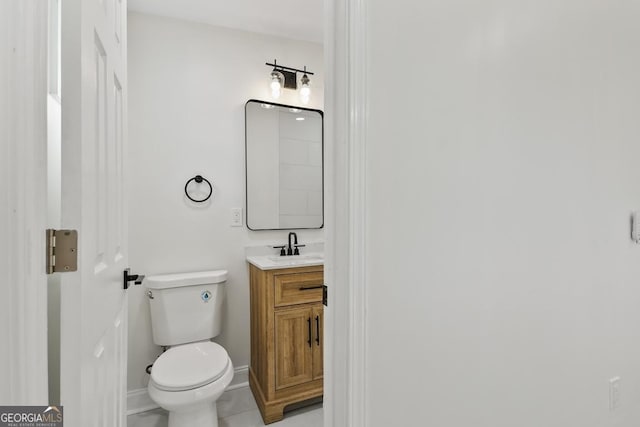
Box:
(245, 100, 323, 230)
(278, 112, 323, 228)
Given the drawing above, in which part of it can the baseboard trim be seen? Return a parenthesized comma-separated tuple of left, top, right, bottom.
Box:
(127, 365, 250, 416)
(126, 388, 158, 416)
(226, 364, 249, 392)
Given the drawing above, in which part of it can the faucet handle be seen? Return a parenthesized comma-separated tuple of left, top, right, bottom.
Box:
(272, 245, 286, 256)
(293, 244, 306, 256)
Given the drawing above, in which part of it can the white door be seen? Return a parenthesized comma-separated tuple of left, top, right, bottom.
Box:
(60, 0, 129, 425)
(0, 0, 49, 405)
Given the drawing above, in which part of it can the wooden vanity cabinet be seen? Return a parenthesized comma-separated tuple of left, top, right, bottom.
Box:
(249, 264, 324, 424)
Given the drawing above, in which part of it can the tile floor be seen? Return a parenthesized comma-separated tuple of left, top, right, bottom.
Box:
(127, 387, 323, 427)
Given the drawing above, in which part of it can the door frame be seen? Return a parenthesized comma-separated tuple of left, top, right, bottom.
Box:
(324, 0, 368, 425)
(0, 0, 50, 405)
(0, 0, 369, 422)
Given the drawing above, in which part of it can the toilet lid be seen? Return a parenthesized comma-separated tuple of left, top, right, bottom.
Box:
(150, 342, 229, 392)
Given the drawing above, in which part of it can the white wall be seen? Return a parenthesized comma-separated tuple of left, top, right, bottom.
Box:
(127, 12, 324, 391)
(364, 1, 640, 426)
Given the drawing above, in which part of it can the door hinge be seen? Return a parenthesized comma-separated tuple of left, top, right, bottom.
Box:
(46, 229, 78, 274)
(323, 284, 328, 306)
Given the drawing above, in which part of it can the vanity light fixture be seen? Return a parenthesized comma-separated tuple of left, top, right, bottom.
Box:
(266, 59, 314, 103)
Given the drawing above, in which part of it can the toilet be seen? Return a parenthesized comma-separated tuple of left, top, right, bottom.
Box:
(145, 270, 234, 427)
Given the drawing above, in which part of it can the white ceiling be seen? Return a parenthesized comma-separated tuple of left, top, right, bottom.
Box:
(128, 0, 324, 44)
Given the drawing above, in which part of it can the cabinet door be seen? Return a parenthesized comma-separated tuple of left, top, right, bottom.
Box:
(275, 307, 313, 390)
(312, 305, 323, 380)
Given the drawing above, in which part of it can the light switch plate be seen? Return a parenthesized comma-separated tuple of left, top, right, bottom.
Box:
(610, 377, 621, 411)
(231, 208, 243, 227)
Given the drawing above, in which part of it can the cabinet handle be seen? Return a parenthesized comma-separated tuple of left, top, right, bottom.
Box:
(315, 315, 320, 346)
(307, 317, 312, 348)
(299, 285, 323, 291)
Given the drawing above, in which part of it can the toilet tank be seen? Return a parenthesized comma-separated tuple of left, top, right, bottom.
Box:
(145, 270, 227, 346)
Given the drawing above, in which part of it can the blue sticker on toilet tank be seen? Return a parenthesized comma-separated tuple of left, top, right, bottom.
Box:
(201, 290, 211, 303)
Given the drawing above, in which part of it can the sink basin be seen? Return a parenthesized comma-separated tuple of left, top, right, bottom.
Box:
(267, 254, 324, 263)
(247, 253, 324, 270)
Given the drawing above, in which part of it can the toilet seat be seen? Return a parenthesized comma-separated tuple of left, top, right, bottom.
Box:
(150, 341, 230, 392)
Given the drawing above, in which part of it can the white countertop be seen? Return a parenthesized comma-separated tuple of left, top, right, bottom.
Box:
(245, 241, 324, 270)
(246, 253, 324, 270)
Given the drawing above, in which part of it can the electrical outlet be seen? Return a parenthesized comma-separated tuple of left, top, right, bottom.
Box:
(633, 212, 640, 243)
(231, 208, 243, 227)
(609, 377, 621, 411)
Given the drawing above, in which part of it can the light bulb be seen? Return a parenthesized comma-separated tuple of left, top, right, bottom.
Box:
(271, 84, 281, 99)
(270, 77, 281, 92)
(270, 71, 282, 99)
(300, 73, 311, 105)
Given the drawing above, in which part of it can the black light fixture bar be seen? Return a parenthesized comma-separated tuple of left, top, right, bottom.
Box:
(265, 60, 315, 76)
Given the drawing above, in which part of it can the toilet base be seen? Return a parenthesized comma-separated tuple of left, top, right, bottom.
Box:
(168, 402, 218, 427)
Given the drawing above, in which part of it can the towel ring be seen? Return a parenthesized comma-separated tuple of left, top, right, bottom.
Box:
(184, 175, 213, 203)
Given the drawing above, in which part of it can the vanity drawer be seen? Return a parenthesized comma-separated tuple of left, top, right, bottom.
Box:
(274, 272, 324, 307)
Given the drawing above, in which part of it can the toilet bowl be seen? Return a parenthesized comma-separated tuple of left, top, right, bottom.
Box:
(148, 342, 234, 427)
(144, 271, 233, 427)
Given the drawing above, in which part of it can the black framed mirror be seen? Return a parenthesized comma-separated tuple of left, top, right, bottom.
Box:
(245, 100, 324, 230)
